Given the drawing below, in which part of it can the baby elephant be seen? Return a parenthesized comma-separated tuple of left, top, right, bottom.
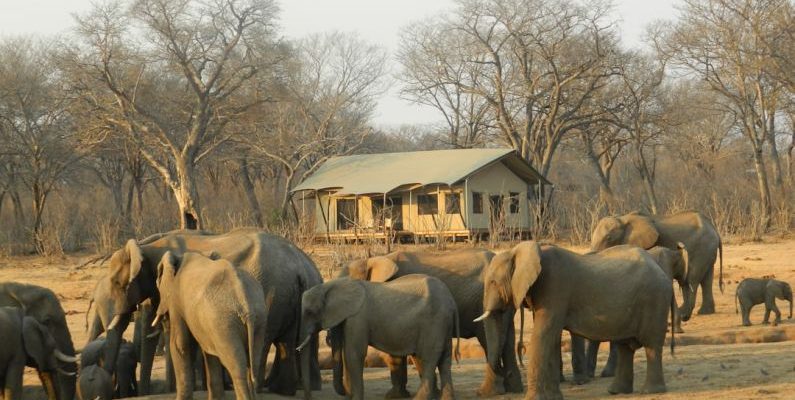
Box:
(77, 365, 113, 400)
(298, 275, 460, 400)
(154, 250, 268, 400)
(736, 278, 793, 326)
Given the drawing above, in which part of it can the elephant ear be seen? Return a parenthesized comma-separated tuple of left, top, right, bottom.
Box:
(321, 280, 366, 329)
(157, 251, 179, 285)
(510, 242, 543, 309)
(126, 239, 144, 285)
(620, 214, 659, 249)
(22, 316, 51, 369)
(366, 256, 398, 282)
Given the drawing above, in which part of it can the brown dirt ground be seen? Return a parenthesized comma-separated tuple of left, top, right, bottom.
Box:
(3, 238, 795, 399)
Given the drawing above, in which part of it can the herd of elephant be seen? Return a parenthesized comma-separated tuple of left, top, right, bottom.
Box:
(1, 210, 790, 400)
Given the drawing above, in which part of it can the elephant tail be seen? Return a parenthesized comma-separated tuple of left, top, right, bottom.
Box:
(670, 291, 676, 357)
(85, 296, 94, 332)
(245, 317, 257, 388)
(453, 307, 461, 363)
(517, 306, 525, 366)
(718, 239, 724, 294)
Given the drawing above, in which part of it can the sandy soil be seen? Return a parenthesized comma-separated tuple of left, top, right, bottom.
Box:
(3, 238, 795, 399)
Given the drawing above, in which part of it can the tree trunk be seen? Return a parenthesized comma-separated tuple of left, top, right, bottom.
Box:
(31, 182, 48, 251)
(751, 147, 772, 229)
(767, 115, 784, 188)
(173, 161, 202, 230)
(239, 158, 264, 227)
(280, 171, 296, 220)
(584, 147, 615, 206)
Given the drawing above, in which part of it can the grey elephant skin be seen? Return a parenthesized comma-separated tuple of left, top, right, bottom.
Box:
(102, 228, 322, 396)
(591, 211, 723, 320)
(85, 275, 155, 395)
(735, 278, 793, 326)
(0, 282, 77, 400)
(339, 248, 522, 396)
(154, 250, 267, 400)
(298, 275, 460, 400)
(0, 306, 78, 400)
(479, 242, 674, 399)
(77, 365, 112, 400)
(80, 338, 138, 398)
(585, 244, 689, 379)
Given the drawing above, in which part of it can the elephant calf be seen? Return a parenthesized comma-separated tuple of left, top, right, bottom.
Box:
(77, 365, 113, 400)
(80, 338, 138, 398)
(154, 250, 268, 400)
(735, 278, 793, 326)
(298, 275, 460, 400)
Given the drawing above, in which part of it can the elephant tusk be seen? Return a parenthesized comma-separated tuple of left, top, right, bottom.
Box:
(151, 314, 162, 328)
(296, 335, 312, 351)
(147, 328, 161, 339)
(56, 367, 76, 376)
(107, 315, 122, 331)
(54, 349, 79, 363)
(473, 310, 491, 322)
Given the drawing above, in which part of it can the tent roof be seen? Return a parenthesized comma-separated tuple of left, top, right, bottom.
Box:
(291, 148, 550, 196)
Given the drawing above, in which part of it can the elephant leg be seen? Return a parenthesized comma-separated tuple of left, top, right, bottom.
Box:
(499, 315, 524, 393)
(640, 345, 666, 394)
(570, 334, 589, 384)
(215, 348, 255, 400)
(526, 312, 564, 400)
(584, 339, 599, 379)
(438, 343, 455, 400)
(475, 331, 503, 396)
(5, 362, 24, 400)
(607, 342, 634, 395)
(136, 302, 159, 395)
(265, 342, 298, 395)
(384, 355, 410, 398)
(343, 343, 366, 400)
(673, 304, 684, 334)
(601, 341, 618, 378)
(203, 353, 225, 400)
(697, 265, 716, 315)
(170, 323, 196, 400)
(741, 302, 753, 326)
(413, 355, 438, 400)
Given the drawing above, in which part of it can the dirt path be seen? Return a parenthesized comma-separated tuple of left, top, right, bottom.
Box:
(3, 237, 795, 399)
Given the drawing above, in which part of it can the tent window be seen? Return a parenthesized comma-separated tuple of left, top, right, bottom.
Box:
(445, 193, 461, 214)
(472, 192, 483, 214)
(418, 194, 438, 215)
(336, 199, 356, 230)
(509, 192, 520, 214)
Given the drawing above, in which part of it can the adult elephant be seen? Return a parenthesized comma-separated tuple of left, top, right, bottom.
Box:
(591, 211, 723, 320)
(102, 228, 323, 396)
(0, 282, 77, 400)
(339, 248, 523, 397)
(476, 242, 674, 399)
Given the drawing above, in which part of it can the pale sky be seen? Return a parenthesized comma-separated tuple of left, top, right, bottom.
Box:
(0, 0, 679, 127)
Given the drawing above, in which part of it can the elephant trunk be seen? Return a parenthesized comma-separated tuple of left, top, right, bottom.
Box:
(327, 326, 347, 396)
(678, 283, 695, 322)
(50, 322, 77, 400)
(40, 371, 57, 400)
(483, 311, 505, 373)
(300, 339, 312, 400)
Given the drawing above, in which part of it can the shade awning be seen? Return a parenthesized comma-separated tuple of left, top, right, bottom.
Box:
(291, 148, 550, 196)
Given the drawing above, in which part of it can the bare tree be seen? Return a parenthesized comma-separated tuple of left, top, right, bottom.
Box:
(397, 19, 493, 148)
(0, 38, 82, 249)
(662, 0, 789, 228)
(415, 0, 622, 178)
(245, 31, 388, 216)
(66, 0, 280, 229)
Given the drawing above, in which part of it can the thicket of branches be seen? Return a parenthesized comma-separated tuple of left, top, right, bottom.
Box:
(0, 0, 794, 255)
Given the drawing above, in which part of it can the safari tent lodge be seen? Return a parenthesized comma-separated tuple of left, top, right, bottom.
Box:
(291, 148, 551, 242)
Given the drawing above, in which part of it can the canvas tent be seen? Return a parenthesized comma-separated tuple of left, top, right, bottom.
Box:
(291, 148, 551, 241)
